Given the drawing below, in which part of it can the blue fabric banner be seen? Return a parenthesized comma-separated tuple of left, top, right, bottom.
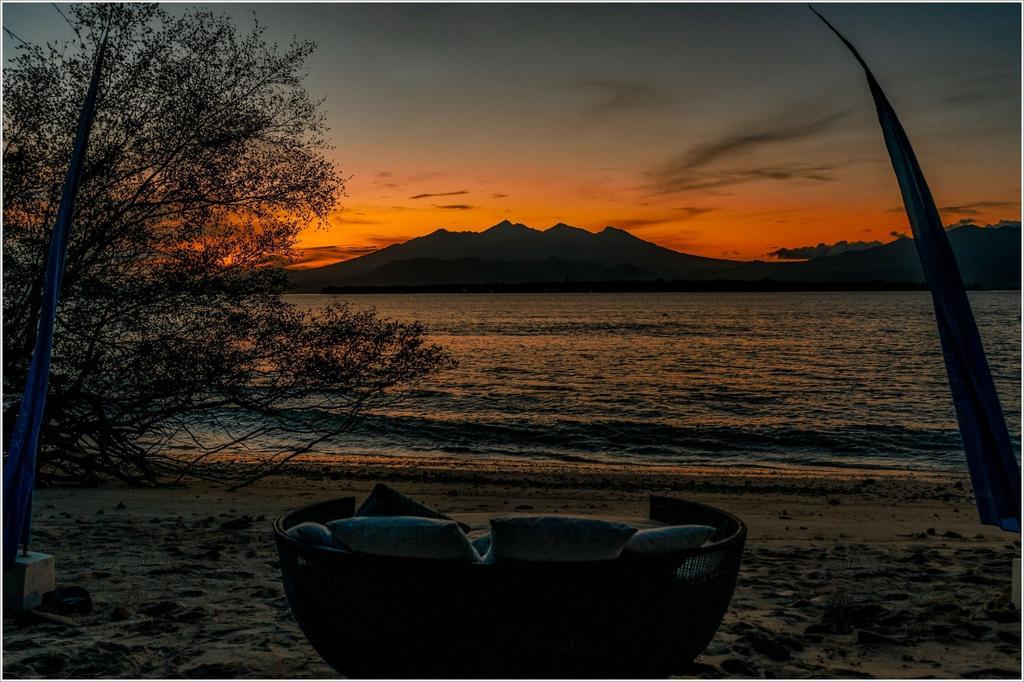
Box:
(3, 37, 108, 564)
(813, 8, 1021, 532)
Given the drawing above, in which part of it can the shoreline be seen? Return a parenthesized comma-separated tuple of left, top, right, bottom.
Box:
(307, 283, 1020, 295)
(167, 449, 973, 483)
(4, 457, 1020, 678)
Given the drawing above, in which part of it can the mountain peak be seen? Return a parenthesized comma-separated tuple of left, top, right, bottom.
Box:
(484, 220, 532, 234)
(599, 225, 642, 241)
(546, 222, 588, 235)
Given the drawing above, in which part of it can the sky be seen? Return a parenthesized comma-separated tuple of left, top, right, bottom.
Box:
(4, 2, 1021, 267)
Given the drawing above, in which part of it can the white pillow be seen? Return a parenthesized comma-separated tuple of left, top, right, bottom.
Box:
(488, 515, 636, 562)
(624, 525, 715, 556)
(327, 516, 480, 561)
(287, 521, 342, 548)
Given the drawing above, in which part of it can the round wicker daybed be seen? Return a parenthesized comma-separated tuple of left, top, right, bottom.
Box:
(274, 494, 746, 678)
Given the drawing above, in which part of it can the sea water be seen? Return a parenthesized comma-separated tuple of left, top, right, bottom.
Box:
(286, 291, 1021, 473)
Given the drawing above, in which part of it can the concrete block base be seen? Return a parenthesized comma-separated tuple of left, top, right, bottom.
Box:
(3, 551, 55, 613)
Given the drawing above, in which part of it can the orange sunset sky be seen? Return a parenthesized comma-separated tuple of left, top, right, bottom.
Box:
(8, 3, 1020, 268)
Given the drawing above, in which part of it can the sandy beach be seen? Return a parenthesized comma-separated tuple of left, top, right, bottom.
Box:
(3, 456, 1020, 679)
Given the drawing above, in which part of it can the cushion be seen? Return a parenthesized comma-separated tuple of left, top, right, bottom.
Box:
(287, 522, 345, 549)
(488, 515, 636, 562)
(624, 525, 716, 556)
(471, 534, 492, 557)
(357, 483, 471, 533)
(327, 515, 480, 561)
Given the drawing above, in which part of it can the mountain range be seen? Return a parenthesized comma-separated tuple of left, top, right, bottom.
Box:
(288, 220, 1021, 291)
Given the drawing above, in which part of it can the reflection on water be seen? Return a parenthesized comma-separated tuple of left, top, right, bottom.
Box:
(287, 291, 1021, 472)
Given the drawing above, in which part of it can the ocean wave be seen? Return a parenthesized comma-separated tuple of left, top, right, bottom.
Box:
(345, 412, 982, 470)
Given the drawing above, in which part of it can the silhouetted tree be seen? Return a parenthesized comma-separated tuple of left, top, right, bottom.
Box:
(3, 4, 454, 486)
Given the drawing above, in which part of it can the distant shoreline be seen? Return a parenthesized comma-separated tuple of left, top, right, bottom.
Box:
(316, 280, 1019, 294)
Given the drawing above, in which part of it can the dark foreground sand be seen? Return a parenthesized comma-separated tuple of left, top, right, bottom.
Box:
(3, 455, 1021, 679)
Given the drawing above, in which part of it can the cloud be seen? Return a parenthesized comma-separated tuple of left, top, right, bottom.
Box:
(329, 214, 383, 226)
(607, 217, 672, 230)
(938, 200, 1020, 216)
(410, 190, 468, 199)
(887, 199, 1020, 215)
(768, 239, 883, 260)
(434, 203, 476, 210)
(291, 245, 378, 263)
(648, 163, 838, 194)
(945, 218, 1022, 230)
(288, 239, 403, 269)
(599, 216, 704, 237)
(372, 171, 399, 188)
(879, 220, 1017, 242)
(646, 108, 848, 194)
(673, 206, 715, 219)
(941, 72, 1020, 105)
(572, 78, 670, 114)
(742, 166, 834, 182)
(491, 193, 509, 199)
(671, 111, 847, 170)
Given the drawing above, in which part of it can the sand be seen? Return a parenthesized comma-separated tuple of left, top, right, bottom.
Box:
(2, 455, 1021, 679)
